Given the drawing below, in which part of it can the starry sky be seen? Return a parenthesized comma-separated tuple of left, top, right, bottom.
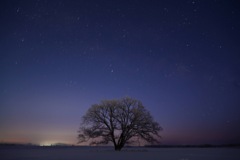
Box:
(1, 0, 240, 146)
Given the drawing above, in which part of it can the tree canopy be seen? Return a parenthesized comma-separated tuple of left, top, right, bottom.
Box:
(78, 97, 162, 151)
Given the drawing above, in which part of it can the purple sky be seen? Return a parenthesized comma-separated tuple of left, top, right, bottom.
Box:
(1, 0, 240, 145)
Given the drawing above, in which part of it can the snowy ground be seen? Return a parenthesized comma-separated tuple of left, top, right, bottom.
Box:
(1, 146, 240, 160)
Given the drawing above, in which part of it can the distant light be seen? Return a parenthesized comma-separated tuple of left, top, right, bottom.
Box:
(40, 142, 52, 146)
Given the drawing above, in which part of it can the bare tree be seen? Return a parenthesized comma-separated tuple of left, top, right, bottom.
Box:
(78, 97, 162, 151)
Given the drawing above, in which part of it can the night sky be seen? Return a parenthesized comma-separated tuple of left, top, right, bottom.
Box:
(1, 0, 240, 146)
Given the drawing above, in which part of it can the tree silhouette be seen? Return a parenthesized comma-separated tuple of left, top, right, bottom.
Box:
(78, 97, 162, 151)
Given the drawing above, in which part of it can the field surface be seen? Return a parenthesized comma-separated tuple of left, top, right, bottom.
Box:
(0, 146, 240, 160)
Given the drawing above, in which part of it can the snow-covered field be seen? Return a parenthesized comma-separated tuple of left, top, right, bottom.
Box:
(1, 146, 240, 160)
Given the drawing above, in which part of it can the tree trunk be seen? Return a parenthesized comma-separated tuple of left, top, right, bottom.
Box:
(114, 145, 123, 151)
